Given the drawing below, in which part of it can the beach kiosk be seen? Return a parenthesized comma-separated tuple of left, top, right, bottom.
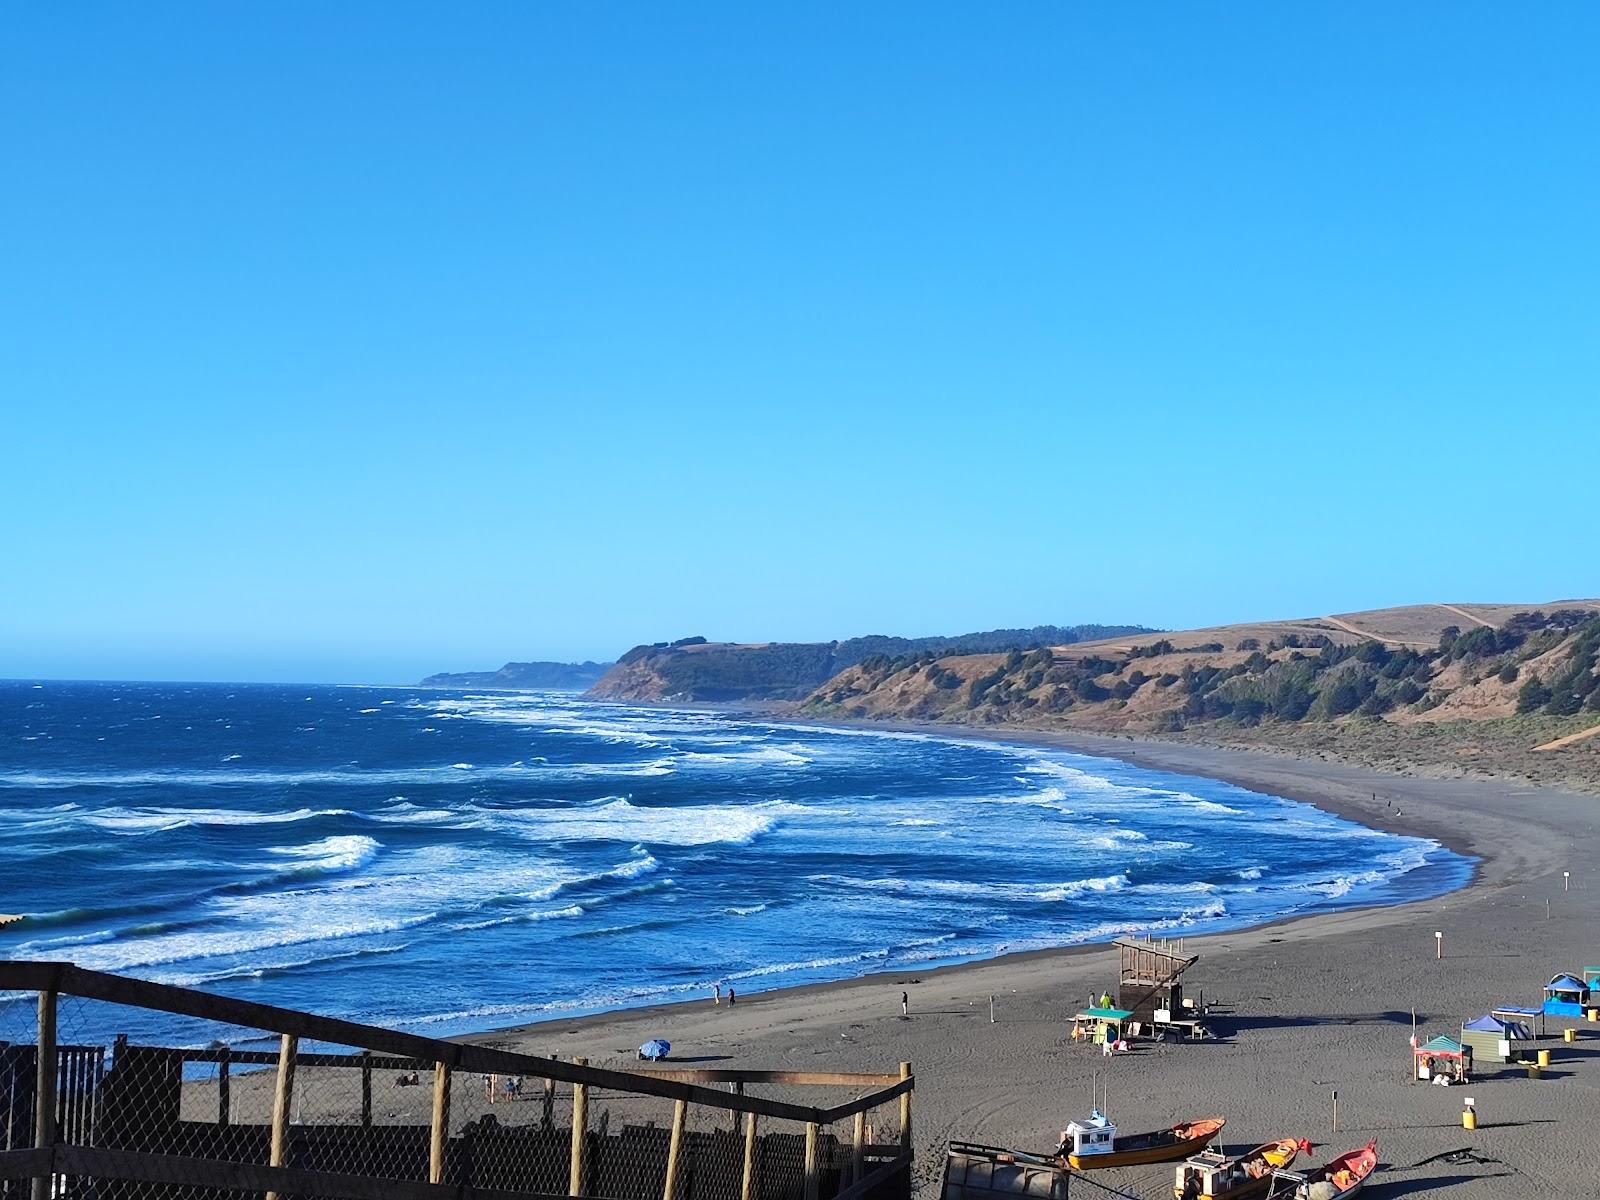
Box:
(1414, 1035, 1471, 1083)
(1073, 1006, 1135, 1046)
(1460, 1014, 1534, 1064)
(1542, 974, 1589, 1018)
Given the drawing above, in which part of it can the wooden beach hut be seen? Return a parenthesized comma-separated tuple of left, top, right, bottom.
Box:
(1542, 974, 1589, 1017)
(1414, 1035, 1471, 1083)
(1461, 1014, 1534, 1064)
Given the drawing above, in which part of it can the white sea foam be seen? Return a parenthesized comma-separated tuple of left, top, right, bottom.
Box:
(810, 873, 1129, 903)
(265, 835, 381, 874)
(472, 798, 813, 847)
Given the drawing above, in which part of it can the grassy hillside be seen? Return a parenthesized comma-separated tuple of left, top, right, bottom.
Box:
(587, 625, 1156, 702)
(801, 602, 1600, 789)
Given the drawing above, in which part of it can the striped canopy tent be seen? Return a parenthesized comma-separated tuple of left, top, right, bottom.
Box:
(1416, 1035, 1467, 1058)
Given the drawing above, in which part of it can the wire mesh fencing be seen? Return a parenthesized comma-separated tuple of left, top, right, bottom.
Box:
(0, 963, 913, 1200)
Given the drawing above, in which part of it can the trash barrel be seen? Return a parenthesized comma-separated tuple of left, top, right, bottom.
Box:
(1526, 1063, 1543, 1079)
(1538, 1049, 1552, 1067)
(1588, 1009, 1598, 1023)
(1462, 1109, 1477, 1130)
(1565, 1028, 1578, 1043)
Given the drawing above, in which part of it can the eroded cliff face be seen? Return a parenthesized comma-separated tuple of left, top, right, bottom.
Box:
(588, 641, 843, 702)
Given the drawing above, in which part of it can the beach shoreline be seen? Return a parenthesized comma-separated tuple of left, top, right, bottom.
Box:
(437, 719, 1599, 1198)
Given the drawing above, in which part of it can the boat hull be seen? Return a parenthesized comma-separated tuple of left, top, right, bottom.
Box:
(1068, 1119, 1226, 1170)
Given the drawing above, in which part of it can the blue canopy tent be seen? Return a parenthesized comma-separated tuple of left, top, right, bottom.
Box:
(1543, 974, 1589, 1018)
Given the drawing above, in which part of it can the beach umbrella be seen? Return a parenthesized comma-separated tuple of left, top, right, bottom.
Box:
(639, 1039, 671, 1061)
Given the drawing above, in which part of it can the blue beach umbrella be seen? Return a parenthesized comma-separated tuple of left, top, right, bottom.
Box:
(639, 1039, 671, 1061)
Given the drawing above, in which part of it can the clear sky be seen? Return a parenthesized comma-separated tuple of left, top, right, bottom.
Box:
(4, 4, 1597, 683)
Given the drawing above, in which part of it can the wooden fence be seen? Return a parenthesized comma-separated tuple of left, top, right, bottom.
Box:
(0, 962, 912, 1200)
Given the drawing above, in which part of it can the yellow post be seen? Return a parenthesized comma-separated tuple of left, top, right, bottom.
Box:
(803, 1122, 819, 1200)
(569, 1057, 589, 1197)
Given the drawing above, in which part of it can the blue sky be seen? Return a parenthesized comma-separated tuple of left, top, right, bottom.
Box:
(3, 4, 1597, 683)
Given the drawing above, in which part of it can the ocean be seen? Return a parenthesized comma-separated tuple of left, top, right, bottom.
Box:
(0, 680, 1471, 1042)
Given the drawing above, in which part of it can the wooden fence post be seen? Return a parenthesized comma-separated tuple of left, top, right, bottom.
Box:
(851, 1110, 865, 1185)
(803, 1122, 820, 1200)
(32, 990, 57, 1200)
(218, 1048, 231, 1127)
(898, 1062, 912, 1152)
(569, 1057, 589, 1197)
(360, 1054, 373, 1129)
(265, 1034, 298, 1200)
(663, 1099, 688, 1200)
(741, 1112, 759, 1200)
(430, 1062, 452, 1184)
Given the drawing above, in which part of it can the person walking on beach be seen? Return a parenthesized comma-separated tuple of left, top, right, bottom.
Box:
(901, 991, 909, 1017)
(727, 987, 736, 1006)
(713, 983, 722, 1005)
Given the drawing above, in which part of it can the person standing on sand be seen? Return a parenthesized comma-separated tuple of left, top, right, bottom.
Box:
(713, 983, 721, 1005)
(901, 991, 909, 1017)
(727, 987, 736, 1006)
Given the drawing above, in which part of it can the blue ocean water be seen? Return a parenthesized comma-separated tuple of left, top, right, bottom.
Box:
(0, 681, 1471, 1040)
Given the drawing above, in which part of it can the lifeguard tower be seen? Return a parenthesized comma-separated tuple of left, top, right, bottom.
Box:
(1115, 936, 1202, 1036)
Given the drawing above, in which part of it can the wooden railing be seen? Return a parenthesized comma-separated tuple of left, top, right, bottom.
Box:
(0, 961, 913, 1200)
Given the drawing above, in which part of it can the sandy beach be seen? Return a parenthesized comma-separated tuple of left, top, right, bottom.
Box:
(451, 728, 1600, 1199)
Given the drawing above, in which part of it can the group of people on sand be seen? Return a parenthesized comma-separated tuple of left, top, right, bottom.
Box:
(711, 982, 737, 1006)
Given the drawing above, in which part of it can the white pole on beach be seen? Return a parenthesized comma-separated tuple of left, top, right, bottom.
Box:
(990, 995, 995, 1024)
(1435, 931, 1443, 960)
(1564, 871, 1570, 892)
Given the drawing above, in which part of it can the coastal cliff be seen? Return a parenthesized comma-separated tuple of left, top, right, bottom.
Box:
(587, 626, 1155, 703)
(419, 660, 611, 690)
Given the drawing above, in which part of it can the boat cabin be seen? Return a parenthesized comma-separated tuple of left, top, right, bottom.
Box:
(1173, 1150, 1265, 1199)
(1059, 1112, 1117, 1160)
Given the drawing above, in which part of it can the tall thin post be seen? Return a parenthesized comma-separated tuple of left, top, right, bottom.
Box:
(1331, 1090, 1338, 1135)
(265, 1034, 298, 1200)
(360, 1054, 373, 1129)
(741, 1112, 760, 1200)
(569, 1057, 589, 1197)
(32, 990, 58, 1200)
(663, 1099, 688, 1200)
(218, 1049, 231, 1127)
(851, 1110, 865, 1185)
(803, 1121, 820, 1200)
(899, 1062, 912, 1152)
(430, 1063, 452, 1184)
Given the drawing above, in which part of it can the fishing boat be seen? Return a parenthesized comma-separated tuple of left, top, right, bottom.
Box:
(1271, 1141, 1377, 1200)
(1173, 1139, 1302, 1199)
(1057, 1112, 1226, 1169)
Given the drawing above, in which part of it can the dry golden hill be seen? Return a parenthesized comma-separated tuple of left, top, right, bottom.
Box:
(802, 601, 1600, 790)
